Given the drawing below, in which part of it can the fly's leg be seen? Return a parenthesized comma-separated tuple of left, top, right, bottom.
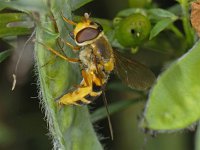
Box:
(82, 71, 103, 97)
(81, 70, 90, 86)
(80, 97, 91, 104)
(58, 84, 93, 105)
(58, 71, 95, 105)
(61, 12, 77, 26)
(90, 91, 102, 97)
(59, 38, 80, 51)
(38, 41, 80, 63)
(71, 70, 90, 89)
(64, 41, 80, 51)
(60, 13, 81, 51)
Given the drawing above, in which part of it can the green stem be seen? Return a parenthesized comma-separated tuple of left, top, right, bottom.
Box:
(169, 24, 184, 39)
(34, 0, 103, 149)
(178, 0, 194, 48)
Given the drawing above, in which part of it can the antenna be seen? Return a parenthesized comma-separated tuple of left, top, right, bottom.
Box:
(84, 13, 90, 20)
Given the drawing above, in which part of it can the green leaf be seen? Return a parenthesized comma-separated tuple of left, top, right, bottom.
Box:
(0, 0, 47, 13)
(91, 99, 141, 123)
(148, 8, 178, 20)
(70, 0, 93, 10)
(116, 8, 147, 17)
(0, 13, 32, 37)
(116, 8, 178, 21)
(0, 50, 11, 63)
(149, 18, 174, 40)
(141, 40, 200, 131)
(167, 4, 182, 16)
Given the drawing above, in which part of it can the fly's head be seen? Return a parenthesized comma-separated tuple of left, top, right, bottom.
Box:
(73, 13, 103, 46)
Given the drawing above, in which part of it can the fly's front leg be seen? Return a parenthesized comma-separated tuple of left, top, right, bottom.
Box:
(60, 13, 81, 51)
(60, 38, 80, 51)
(65, 41, 80, 51)
(38, 41, 80, 63)
(61, 12, 77, 26)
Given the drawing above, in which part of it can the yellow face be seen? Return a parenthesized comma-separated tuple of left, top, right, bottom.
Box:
(73, 13, 103, 46)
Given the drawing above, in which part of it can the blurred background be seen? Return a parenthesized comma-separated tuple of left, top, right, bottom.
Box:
(0, 0, 195, 150)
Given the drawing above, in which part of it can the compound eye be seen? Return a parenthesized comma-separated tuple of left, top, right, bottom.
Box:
(76, 27, 100, 43)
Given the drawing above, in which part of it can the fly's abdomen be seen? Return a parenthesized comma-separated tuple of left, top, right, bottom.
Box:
(82, 83, 103, 103)
(58, 71, 105, 105)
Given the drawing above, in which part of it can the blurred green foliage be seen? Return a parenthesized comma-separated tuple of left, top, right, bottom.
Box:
(0, 13, 31, 38)
(142, 40, 200, 130)
(0, 50, 11, 63)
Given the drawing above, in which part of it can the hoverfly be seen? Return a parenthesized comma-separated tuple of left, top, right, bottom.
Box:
(39, 13, 155, 139)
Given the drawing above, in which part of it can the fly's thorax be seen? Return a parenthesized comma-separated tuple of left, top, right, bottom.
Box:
(90, 35, 115, 72)
(79, 46, 96, 70)
(91, 35, 114, 60)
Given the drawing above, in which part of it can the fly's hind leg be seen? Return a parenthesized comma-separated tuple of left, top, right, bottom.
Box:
(58, 70, 93, 105)
(80, 97, 91, 104)
(58, 84, 93, 105)
(90, 91, 102, 97)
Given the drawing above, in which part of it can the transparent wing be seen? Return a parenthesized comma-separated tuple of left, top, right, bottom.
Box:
(113, 50, 156, 90)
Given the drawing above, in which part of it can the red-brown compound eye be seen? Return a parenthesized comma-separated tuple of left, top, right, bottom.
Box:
(76, 27, 100, 43)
